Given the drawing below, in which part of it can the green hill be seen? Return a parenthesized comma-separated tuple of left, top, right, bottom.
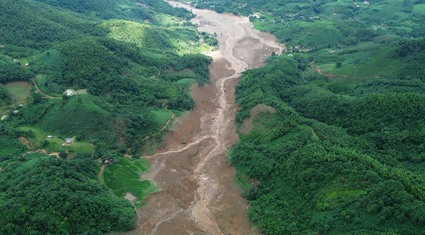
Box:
(232, 51, 425, 234)
(0, 0, 213, 233)
(192, 0, 425, 50)
(0, 154, 136, 234)
(0, 0, 103, 50)
(189, 0, 425, 233)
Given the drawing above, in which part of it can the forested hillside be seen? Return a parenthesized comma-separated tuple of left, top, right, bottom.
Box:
(0, 0, 214, 233)
(190, 0, 425, 234)
(232, 52, 425, 234)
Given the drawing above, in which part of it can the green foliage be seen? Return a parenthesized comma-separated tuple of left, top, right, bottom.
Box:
(0, 57, 32, 83)
(0, 84, 11, 102)
(103, 157, 156, 206)
(290, 91, 425, 163)
(0, 154, 136, 234)
(231, 41, 425, 234)
(193, 0, 423, 50)
(394, 39, 425, 81)
(39, 96, 114, 142)
(35, 0, 192, 21)
(35, 0, 126, 19)
(0, 0, 213, 234)
(173, 54, 212, 84)
(236, 56, 302, 123)
(0, 135, 26, 161)
(202, 33, 219, 46)
(15, 126, 93, 154)
(102, 20, 174, 50)
(57, 38, 128, 95)
(32, 36, 210, 104)
(0, 0, 102, 49)
(31, 49, 64, 77)
(3, 82, 32, 104)
(151, 109, 173, 127)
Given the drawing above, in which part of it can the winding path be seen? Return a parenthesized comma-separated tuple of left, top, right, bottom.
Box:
(32, 77, 61, 99)
(314, 65, 380, 79)
(135, 2, 285, 234)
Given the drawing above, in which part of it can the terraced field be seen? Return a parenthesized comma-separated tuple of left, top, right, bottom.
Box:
(103, 157, 156, 206)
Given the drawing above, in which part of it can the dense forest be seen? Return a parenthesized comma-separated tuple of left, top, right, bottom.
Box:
(232, 53, 425, 234)
(2, 0, 425, 233)
(0, 0, 213, 233)
(0, 154, 136, 234)
(190, 0, 425, 234)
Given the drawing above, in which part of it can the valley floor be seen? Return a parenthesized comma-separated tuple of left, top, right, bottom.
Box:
(134, 2, 284, 234)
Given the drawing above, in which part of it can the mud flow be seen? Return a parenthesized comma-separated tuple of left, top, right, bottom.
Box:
(131, 2, 285, 234)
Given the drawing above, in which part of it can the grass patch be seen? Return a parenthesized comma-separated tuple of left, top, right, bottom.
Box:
(103, 157, 156, 206)
(32, 49, 63, 69)
(34, 74, 68, 96)
(151, 109, 173, 127)
(248, 112, 278, 136)
(4, 81, 31, 103)
(311, 43, 402, 78)
(175, 78, 196, 85)
(102, 20, 169, 50)
(0, 135, 27, 157)
(164, 86, 179, 98)
(34, 74, 50, 93)
(234, 171, 254, 192)
(171, 68, 197, 78)
(317, 187, 366, 210)
(157, 14, 178, 26)
(413, 4, 425, 15)
(325, 189, 366, 201)
(330, 47, 400, 77)
(16, 126, 93, 154)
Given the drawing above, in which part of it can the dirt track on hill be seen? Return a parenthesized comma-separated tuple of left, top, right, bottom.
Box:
(133, 2, 285, 234)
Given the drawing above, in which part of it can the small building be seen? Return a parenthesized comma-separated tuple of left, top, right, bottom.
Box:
(47, 135, 53, 138)
(249, 13, 260, 19)
(64, 138, 73, 144)
(104, 158, 114, 165)
(64, 89, 76, 96)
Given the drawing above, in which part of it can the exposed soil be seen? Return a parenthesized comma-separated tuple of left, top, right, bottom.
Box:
(98, 164, 105, 184)
(133, 2, 285, 234)
(22, 149, 60, 158)
(125, 192, 138, 204)
(313, 65, 381, 79)
(240, 104, 276, 134)
(18, 136, 31, 149)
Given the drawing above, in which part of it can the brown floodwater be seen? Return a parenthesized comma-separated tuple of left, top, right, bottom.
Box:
(131, 2, 285, 234)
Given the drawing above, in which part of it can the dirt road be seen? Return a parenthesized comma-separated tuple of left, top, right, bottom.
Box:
(313, 66, 380, 79)
(135, 2, 285, 234)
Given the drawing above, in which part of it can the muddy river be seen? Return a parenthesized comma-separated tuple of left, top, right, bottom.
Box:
(134, 2, 284, 234)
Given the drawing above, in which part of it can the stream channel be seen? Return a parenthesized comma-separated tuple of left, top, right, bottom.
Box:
(134, 2, 284, 234)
